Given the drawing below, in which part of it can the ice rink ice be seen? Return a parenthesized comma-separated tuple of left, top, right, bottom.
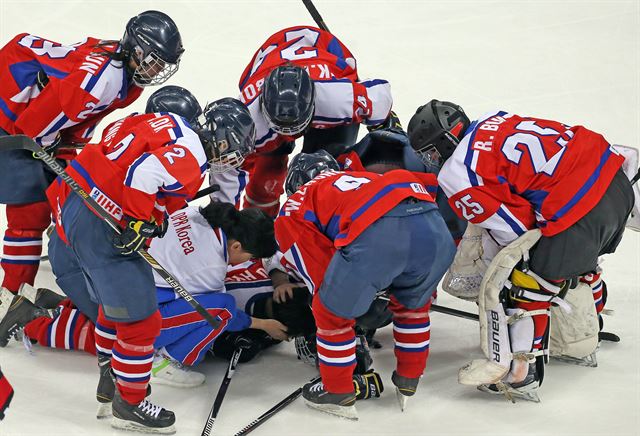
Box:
(1, 0, 639, 435)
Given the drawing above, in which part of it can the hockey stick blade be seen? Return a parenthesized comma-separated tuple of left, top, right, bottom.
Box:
(0, 134, 39, 152)
(21, 136, 222, 331)
(301, 0, 330, 32)
(233, 376, 321, 436)
(201, 347, 243, 436)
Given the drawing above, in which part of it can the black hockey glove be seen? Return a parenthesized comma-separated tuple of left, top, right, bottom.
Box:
(353, 370, 384, 400)
(113, 216, 165, 256)
(367, 111, 403, 133)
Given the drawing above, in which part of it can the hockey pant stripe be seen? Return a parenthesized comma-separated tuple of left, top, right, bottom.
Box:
(1, 201, 50, 292)
(390, 295, 431, 378)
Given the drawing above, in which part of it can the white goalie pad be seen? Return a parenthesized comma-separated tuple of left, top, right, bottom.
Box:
(550, 282, 599, 359)
(613, 144, 640, 231)
(442, 224, 501, 302)
(458, 229, 542, 386)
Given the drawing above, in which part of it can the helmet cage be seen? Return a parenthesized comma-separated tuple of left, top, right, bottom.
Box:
(294, 335, 318, 366)
(131, 48, 180, 87)
(261, 98, 314, 136)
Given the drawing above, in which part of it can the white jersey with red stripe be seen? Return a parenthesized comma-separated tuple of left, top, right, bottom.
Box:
(148, 206, 228, 300)
(147, 206, 276, 311)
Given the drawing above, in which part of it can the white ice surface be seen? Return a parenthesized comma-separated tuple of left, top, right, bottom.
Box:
(1, 1, 639, 435)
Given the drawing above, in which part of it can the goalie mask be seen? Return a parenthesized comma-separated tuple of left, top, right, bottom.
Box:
(407, 99, 470, 170)
(198, 98, 256, 174)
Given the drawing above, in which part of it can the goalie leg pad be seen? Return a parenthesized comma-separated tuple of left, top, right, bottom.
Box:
(459, 230, 542, 386)
(550, 282, 599, 364)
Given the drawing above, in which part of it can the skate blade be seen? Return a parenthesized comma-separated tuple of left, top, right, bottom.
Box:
(96, 402, 112, 420)
(395, 387, 409, 411)
(550, 353, 597, 368)
(111, 416, 176, 434)
(303, 398, 359, 420)
(477, 383, 541, 403)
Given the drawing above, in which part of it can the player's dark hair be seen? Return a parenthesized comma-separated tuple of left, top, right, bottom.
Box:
(92, 40, 126, 65)
(199, 202, 278, 259)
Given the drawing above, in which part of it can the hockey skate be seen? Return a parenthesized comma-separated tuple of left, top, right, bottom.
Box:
(111, 390, 176, 434)
(97, 355, 151, 419)
(151, 350, 205, 388)
(302, 379, 358, 420)
(477, 362, 541, 403)
(17, 284, 65, 309)
(391, 371, 420, 411)
(0, 287, 56, 347)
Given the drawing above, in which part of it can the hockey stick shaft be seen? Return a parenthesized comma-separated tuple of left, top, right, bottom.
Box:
(301, 0, 330, 32)
(233, 375, 322, 436)
(40, 185, 220, 264)
(0, 135, 221, 330)
(431, 304, 479, 321)
(201, 347, 243, 436)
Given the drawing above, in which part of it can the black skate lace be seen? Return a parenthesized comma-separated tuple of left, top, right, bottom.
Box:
(138, 399, 162, 418)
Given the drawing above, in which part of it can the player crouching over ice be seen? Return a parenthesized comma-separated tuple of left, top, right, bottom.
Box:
(407, 100, 635, 402)
(274, 151, 456, 419)
(40, 97, 256, 433)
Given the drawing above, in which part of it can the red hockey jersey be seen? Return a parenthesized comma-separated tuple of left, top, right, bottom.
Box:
(437, 111, 625, 245)
(0, 33, 142, 150)
(47, 113, 208, 241)
(239, 26, 392, 154)
(275, 169, 435, 293)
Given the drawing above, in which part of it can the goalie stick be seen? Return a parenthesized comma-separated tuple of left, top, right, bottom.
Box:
(301, 0, 330, 32)
(0, 135, 222, 330)
(201, 347, 243, 436)
(233, 376, 322, 435)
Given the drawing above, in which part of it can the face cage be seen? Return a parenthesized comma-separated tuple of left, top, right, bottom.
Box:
(294, 335, 317, 366)
(415, 132, 460, 169)
(132, 51, 180, 87)
(209, 149, 245, 174)
(261, 102, 314, 137)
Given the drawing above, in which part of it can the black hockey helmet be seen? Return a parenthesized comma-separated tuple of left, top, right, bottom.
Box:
(285, 150, 340, 196)
(198, 98, 256, 174)
(121, 10, 184, 87)
(260, 65, 315, 136)
(407, 99, 470, 169)
(145, 85, 202, 126)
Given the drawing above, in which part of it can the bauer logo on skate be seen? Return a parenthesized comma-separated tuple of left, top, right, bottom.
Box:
(89, 187, 123, 221)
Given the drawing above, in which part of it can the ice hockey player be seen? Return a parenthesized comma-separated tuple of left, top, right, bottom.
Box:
(275, 151, 455, 419)
(408, 99, 635, 401)
(210, 25, 393, 216)
(38, 97, 255, 433)
(0, 10, 184, 299)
